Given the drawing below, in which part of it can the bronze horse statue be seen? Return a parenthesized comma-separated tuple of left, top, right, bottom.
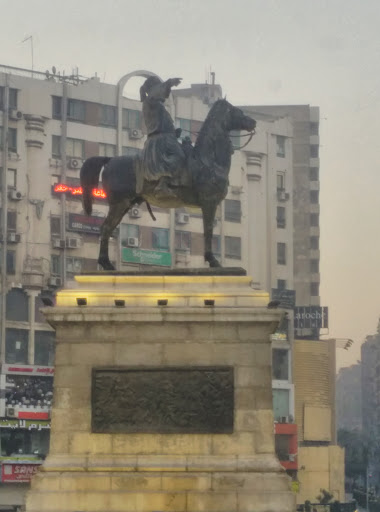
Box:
(80, 99, 256, 270)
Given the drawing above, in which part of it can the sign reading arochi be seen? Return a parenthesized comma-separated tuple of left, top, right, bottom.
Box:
(294, 306, 329, 329)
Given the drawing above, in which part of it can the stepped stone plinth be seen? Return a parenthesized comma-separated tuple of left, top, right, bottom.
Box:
(26, 270, 295, 512)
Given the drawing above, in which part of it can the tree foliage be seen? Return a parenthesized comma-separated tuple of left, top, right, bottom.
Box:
(338, 428, 369, 478)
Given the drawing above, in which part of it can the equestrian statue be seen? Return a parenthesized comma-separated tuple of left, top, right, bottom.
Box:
(80, 76, 256, 270)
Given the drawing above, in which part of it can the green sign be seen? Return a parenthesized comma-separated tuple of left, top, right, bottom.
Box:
(0, 419, 51, 430)
(122, 248, 172, 267)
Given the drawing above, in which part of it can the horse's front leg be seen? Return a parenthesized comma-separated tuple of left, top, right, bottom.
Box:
(99, 200, 132, 270)
(201, 202, 221, 268)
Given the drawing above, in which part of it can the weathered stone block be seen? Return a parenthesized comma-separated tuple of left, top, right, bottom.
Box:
(187, 492, 237, 512)
(70, 343, 115, 365)
(212, 432, 255, 455)
(69, 432, 113, 454)
(111, 473, 161, 491)
(54, 364, 92, 389)
(114, 342, 163, 365)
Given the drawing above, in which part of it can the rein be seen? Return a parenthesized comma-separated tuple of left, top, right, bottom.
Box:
(180, 128, 256, 151)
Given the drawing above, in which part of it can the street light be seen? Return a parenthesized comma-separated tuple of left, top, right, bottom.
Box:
(320, 338, 354, 350)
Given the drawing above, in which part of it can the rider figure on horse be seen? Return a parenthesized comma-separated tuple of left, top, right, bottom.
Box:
(138, 76, 191, 201)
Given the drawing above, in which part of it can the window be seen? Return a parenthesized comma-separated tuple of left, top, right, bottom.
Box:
(52, 136, 84, 158)
(152, 228, 169, 251)
(99, 143, 116, 157)
(277, 279, 286, 291)
(272, 349, 289, 380)
(277, 206, 286, 228)
(50, 216, 61, 237)
(52, 96, 62, 118)
(5, 329, 28, 364)
(212, 235, 221, 255)
(0, 128, 17, 152)
(122, 146, 142, 157)
(66, 137, 84, 158)
(277, 172, 285, 190)
(224, 199, 241, 222)
(175, 231, 191, 251)
(276, 136, 285, 157)
(120, 224, 139, 247)
(0, 168, 17, 190)
(225, 236, 241, 259)
(310, 259, 319, 273)
(310, 282, 320, 296)
(52, 135, 60, 158)
(34, 331, 55, 366)
(67, 99, 85, 122)
(310, 213, 319, 227)
(275, 434, 292, 461)
(310, 167, 319, 181)
(310, 145, 319, 158)
(51, 254, 61, 275)
(310, 122, 319, 136)
(100, 105, 116, 127)
(0, 87, 18, 110)
(66, 257, 83, 275)
(310, 236, 319, 250)
(0, 210, 17, 232)
(6, 289, 29, 322)
(277, 242, 286, 265)
(176, 118, 191, 140)
(0, 249, 15, 274)
(122, 109, 142, 130)
(310, 190, 319, 204)
(272, 388, 290, 421)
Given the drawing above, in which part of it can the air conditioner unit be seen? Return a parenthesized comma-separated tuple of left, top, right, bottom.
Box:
(129, 207, 141, 218)
(66, 237, 81, 249)
(277, 189, 290, 202)
(9, 109, 23, 121)
(129, 128, 143, 140)
(52, 238, 65, 249)
(176, 213, 190, 224)
(289, 454, 296, 462)
(68, 158, 82, 170)
(48, 276, 62, 287)
(8, 190, 22, 201)
(7, 232, 20, 243)
(127, 237, 139, 247)
(6, 407, 17, 418)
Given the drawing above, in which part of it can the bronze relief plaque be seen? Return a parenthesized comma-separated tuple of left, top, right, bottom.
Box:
(92, 366, 234, 433)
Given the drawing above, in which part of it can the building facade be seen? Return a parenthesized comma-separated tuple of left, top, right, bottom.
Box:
(293, 338, 345, 504)
(0, 65, 316, 504)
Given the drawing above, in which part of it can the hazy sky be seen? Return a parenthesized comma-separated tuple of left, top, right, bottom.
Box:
(1, 0, 379, 369)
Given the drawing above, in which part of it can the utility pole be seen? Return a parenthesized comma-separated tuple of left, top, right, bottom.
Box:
(1, 75, 9, 363)
(60, 81, 68, 285)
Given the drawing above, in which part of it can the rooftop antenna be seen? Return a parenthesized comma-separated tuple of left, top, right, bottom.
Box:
(21, 35, 34, 77)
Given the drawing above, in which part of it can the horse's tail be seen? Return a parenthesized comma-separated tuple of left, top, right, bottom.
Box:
(80, 157, 111, 215)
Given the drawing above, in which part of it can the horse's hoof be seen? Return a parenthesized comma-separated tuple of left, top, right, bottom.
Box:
(98, 259, 115, 271)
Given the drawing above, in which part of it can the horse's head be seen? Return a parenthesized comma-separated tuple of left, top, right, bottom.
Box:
(223, 100, 256, 133)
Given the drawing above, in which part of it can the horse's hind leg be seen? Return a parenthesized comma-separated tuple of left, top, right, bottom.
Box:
(201, 202, 221, 268)
(99, 200, 132, 270)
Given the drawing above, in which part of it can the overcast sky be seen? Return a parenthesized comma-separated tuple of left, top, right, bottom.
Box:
(1, 0, 379, 369)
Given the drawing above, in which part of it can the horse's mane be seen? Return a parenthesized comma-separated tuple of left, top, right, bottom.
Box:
(194, 99, 229, 149)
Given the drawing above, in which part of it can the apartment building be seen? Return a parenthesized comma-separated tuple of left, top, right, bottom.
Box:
(0, 65, 299, 504)
(293, 338, 344, 504)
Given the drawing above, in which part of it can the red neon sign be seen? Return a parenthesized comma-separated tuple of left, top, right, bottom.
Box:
(53, 184, 107, 199)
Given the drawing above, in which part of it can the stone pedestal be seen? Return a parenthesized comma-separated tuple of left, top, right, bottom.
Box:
(26, 272, 295, 512)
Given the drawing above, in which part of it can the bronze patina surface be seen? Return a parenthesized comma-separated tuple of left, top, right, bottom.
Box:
(92, 366, 234, 434)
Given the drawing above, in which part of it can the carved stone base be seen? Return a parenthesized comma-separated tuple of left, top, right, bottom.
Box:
(26, 274, 295, 512)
